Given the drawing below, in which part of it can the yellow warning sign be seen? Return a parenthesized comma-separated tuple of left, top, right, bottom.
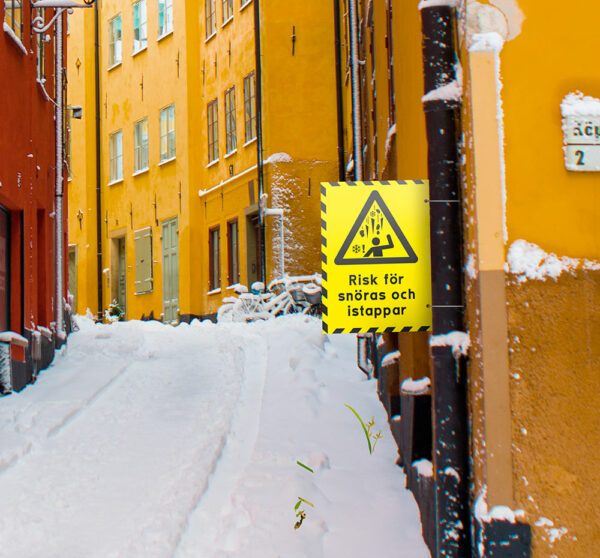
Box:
(321, 180, 432, 334)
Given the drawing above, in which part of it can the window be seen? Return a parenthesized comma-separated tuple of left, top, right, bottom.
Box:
(227, 219, 239, 285)
(133, 0, 147, 53)
(0, 207, 9, 331)
(205, 0, 216, 38)
(134, 227, 153, 293)
(4, 1, 23, 41)
(222, 0, 233, 23)
(158, 0, 173, 37)
(207, 99, 219, 163)
(109, 130, 123, 182)
(209, 226, 220, 290)
(134, 118, 149, 172)
(160, 104, 176, 162)
(36, 9, 45, 81)
(108, 14, 122, 67)
(224, 87, 237, 154)
(243, 71, 257, 143)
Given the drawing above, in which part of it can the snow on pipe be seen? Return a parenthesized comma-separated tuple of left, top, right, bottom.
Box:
(348, 0, 363, 181)
(55, 11, 64, 337)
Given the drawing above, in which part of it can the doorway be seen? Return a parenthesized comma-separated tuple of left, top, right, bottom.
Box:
(68, 245, 77, 312)
(246, 213, 260, 286)
(0, 207, 8, 331)
(110, 236, 127, 317)
(162, 217, 179, 323)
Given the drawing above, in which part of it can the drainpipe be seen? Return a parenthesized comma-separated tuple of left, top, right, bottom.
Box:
(348, 0, 363, 180)
(94, 1, 103, 320)
(420, 3, 470, 556)
(333, 0, 345, 181)
(54, 10, 65, 339)
(253, 0, 266, 285)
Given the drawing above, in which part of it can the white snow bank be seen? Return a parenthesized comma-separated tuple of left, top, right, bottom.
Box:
(381, 350, 400, 367)
(561, 91, 600, 117)
(401, 377, 431, 394)
(418, 0, 459, 9)
(0, 332, 28, 347)
(412, 459, 433, 477)
(507, 239, 600, 282)
(469, 31, 505, 53)
(430, 331, 470, 358)
(264, 152, 293, 164)
(0, 315, 429, 558)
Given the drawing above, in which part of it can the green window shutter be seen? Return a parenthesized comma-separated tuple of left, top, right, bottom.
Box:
(134, 227, 153, 293)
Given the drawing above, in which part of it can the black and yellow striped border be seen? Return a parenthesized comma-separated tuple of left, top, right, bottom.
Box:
(321, 180, 431, 335)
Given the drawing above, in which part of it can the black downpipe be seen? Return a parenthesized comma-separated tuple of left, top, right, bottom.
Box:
(333, 0, 345, 181)
(420, 6, 470, 557)
(253, 0, 266, 285)
(94, 2, 103, 320)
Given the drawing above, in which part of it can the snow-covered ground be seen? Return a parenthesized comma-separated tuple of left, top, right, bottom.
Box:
(0, 315, 429, 558)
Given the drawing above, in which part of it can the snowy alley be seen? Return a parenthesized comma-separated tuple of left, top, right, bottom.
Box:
(0, 315, 429, 558)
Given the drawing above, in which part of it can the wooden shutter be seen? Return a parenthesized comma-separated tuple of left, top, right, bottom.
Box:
(134, 227, 153, 293)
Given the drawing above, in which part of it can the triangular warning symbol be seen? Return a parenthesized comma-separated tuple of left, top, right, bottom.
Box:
(334, 190, 418, 265)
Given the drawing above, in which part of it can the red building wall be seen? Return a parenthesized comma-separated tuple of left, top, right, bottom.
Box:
(0, 3, 67, 366)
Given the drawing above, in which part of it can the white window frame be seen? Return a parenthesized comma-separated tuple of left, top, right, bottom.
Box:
(4, 1, 23, 41)
(109, 130, 123, 183)
(222, 0, 233, 24)
(134, 118, 149, 173)
(160, 104, 176, 162)
(205, 0, 216, 39)
(207, 99, 219, 164)
(158, 0, 173, 38)
(244, 71, 257, 144)
(224, 86, 237, 155)
(132, 0, 147, 54)
(108, 14, 122, 67)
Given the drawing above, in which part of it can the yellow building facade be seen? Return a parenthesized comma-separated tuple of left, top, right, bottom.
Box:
(68, 0, 339, 322)
(340, 1, 600, 557)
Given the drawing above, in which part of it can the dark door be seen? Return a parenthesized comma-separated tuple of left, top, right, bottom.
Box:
(0, 208, 9, 331)
(246, 213, 260, 286)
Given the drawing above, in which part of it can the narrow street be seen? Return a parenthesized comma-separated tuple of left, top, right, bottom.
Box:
(0, 316, 428, 558)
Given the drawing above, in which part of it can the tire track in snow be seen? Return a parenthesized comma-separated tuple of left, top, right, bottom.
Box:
(46, 363, 131, 438)
(172, 330, 268, 557)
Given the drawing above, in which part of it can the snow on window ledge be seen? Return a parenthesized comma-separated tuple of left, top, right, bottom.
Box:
(207, 288, 221, 295)
(205, 159, 219, 169)
(3, 23, 28, 55)
(157, 30, 173, 43)
(159, 156, 176, 167)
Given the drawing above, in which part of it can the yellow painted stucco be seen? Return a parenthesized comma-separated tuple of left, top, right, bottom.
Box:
(68, 0, 339, 321)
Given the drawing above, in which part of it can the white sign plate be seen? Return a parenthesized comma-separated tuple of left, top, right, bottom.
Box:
(564, 115, 600, 171)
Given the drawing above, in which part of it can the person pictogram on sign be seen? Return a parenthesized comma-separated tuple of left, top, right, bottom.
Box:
(364, 234, 394, 258)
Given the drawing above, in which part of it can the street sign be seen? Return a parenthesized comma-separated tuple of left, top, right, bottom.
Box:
(321, 180, 432, 334)
(564, 115, 600, 171)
